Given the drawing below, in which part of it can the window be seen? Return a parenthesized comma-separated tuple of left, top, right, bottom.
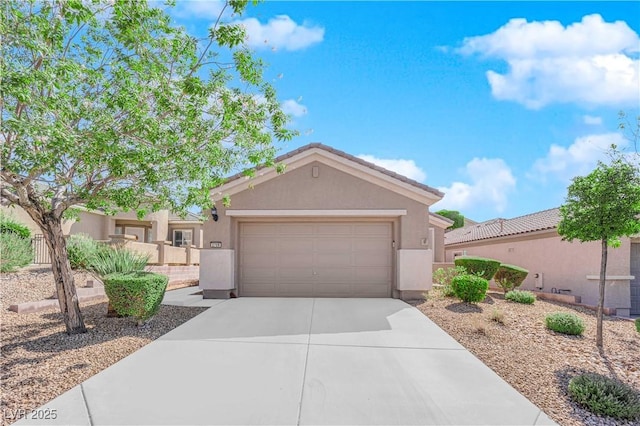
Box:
(173, 229, 193, 247)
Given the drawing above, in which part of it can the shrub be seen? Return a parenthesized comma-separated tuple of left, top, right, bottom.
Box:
(636, 318, 640, 334)
(89, 244, 149, 278)
(103, 272, 168, 324)
(67, 234, 99, 270)
(490, 308, 505, 324)
(0, 213, 31, 239)
(0, 232, 34, 272)
(433, 266, 467, 297)
(568, 373, 640, 421)
(494, 263, 529, 293)
(451, 274, 489, 303)
(545, 312, 585, 336)
(454, 256, 501, 280)
(505, 290, 536, 305)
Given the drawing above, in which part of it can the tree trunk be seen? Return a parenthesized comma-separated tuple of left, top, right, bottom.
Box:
(41, 214, 87, 334)
(597, 238, 607, 351)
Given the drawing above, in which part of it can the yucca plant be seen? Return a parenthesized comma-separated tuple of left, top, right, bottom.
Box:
(89, 244, 150, 317)
(89, 244, 150, 278)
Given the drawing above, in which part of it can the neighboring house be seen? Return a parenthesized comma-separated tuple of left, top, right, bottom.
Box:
(200, 143, 445, 300)
(1, 202, 204, 266)
(444, 208, 639, 317)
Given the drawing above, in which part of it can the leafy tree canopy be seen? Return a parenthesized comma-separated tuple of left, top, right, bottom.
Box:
(0, 0, 295, 334)
(435, 209, 465, 230)
(558, 154, 640, 246)
(1, 0, 294, 219)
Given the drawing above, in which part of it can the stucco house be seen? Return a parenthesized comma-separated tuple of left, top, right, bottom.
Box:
(199, 143, 446, 300)
(444, 208, 639, 317)
(1, 202, 204, 267)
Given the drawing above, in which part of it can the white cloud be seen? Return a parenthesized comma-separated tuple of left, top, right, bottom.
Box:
(434, 158, 516, 213)
(583, 115, 603, 125)
(281, 99, 307, 117)
(530, 132, 627, 182)
(357, 155, 427, 182)
(235, 15, 324, 51)
(172, 0, 227, 20)
(458, 14, 640, 109)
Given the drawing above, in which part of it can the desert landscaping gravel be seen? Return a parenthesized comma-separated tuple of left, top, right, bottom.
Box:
(415, 289, 640, 426)
(1, 267, 206, 426)
(2, 268, 639, 426)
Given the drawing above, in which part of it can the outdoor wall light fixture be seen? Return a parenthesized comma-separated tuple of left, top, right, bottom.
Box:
(212, 206, 219, 222)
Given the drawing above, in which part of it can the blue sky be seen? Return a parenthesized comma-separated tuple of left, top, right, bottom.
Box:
(170, 1, 640, 222)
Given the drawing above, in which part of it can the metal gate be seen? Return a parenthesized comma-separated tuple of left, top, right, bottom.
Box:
(31, 234, 51, 264)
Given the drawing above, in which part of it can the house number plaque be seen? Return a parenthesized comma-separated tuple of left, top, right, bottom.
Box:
(210, 241, 222, 248)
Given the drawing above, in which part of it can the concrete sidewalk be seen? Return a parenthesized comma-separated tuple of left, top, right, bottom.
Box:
(20, 296, 556, 425)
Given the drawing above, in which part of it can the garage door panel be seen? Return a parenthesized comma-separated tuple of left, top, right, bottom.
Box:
(316, 224, 353, 235)
(355, 252, 391, 267)
(315, 239, 351, 252)
(354, 239, 390, 252)
(280, 224, 314, 235)
(316, 254, 353, 267)
(279, 239, 313, 253)
(241, 267, 277, 280)
(280, 268, 314, 280)
(356, 267, 391, 281)
(242, 238, 277, 253)
(354, 224, 391, 236)
(241, 283, 277, 295)
(277, 283, 314, 296)
(240, 222, 392, 297)
(280, 254, 314, 267)
(242, 223, 278, 236)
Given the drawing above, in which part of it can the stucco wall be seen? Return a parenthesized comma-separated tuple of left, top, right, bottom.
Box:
(204, 161, 431, 250)
(69, 211, 111, 240)
(432, 226, 446, 262)
(1, 205, 74, 235)
(445, 232, 632, 311)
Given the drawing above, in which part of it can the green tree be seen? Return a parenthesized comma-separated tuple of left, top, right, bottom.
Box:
(435, 209, 465, 229)
(558, 150, 640, 351)
(0, 0, 294, 334)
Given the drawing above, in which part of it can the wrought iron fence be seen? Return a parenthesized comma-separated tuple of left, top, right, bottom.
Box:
(31, 234, 51, 264)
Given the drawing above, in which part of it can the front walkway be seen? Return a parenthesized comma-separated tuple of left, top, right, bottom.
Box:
(21, 296, 555, 425)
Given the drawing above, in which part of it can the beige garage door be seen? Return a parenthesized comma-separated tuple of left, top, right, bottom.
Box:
(239, 222, 392, 297)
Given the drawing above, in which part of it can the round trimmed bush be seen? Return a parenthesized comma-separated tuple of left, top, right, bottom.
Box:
(568, 373, 640, 421)
(454, 256, 500, 280)
(545, 312, 585, 336)
(505, 290, 536, 305)
(494, 263, 528, 293)
(635, 318, 640, 334)
(451, 274, 489, 303)
(103, 271, 168, 324)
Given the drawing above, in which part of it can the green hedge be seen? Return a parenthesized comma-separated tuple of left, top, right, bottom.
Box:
(568, 373, 640, 421)
(494, 264, 529, 293)
(0, 232, 34, 272)
(103, 272, 168, 324)
(545, 312, 585, 336)
(451, 274, 489, 303)
(454, 256, 500, 280)
(0, 213, 31, 239)
(635, 318, 640, 334)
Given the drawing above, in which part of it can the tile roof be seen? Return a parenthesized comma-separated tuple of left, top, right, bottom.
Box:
(168, 211, 203, 222)
(445, 207, 560, 245)
(221, 143, 444, 198)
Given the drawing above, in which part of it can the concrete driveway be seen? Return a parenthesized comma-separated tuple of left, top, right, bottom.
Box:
(22, 297, 555, 425)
